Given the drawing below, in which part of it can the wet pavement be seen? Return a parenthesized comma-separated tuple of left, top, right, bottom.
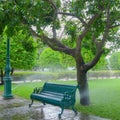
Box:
(0, 96, 110, 120)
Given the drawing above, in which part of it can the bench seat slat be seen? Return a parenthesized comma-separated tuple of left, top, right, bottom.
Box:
(31, 93, 62, 100)
(31, 93, 63, 106)
(41, 91, 63, 97)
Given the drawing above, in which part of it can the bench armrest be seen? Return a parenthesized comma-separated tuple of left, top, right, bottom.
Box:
(33, 87, 43, 94)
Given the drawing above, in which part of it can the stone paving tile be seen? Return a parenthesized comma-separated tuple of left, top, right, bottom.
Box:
(0, 96, 111, 120)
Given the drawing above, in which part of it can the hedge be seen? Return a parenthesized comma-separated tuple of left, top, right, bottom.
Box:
(11, 70, 120, 82)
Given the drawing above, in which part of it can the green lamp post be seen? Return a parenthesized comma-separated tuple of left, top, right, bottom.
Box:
(3, 38, 13, 99)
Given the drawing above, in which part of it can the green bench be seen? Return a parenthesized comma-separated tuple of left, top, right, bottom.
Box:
(29, 82, 78, 118)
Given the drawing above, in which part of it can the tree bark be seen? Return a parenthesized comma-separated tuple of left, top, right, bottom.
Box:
(76, 63, 90, 105)
(0, 68, 4, 85)
(0, 68, 14, 85)
(10, 67, 14, 75)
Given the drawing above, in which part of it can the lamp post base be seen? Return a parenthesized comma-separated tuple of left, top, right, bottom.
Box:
(3, 76, 13, 99)
(3, 95, 14, 99)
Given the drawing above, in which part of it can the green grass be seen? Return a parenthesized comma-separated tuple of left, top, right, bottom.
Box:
(0, 79, 120, 120)
(76, 79, 120, 120)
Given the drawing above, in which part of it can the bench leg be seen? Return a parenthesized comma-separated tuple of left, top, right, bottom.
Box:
(58, 107, 64, 119)
(42, 102, 46, 105)
(29, 99, 34, 107)
(72, 106, 77, 115)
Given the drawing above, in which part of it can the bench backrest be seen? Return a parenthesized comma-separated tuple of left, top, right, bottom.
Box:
(42, 82, 78, 94)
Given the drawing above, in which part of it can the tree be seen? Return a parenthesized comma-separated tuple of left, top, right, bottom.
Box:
(39, 47, 62, 70)
(60, 53, 76, 69)
(0, 28, 38, 84)
(109, 52, 120, 70)
(0, 0, 120, 105)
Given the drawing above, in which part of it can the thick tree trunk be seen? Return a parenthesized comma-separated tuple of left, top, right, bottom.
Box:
(10, 67, 14, 75)
(76, 64, 90, 105)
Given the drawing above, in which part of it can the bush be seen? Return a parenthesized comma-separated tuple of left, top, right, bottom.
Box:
(12, 70, 120, 82)
(88, 70, 120, 79)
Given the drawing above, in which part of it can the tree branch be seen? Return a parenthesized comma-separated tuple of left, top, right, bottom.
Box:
(76, 13, 100, 56)
(99, 3, 111, 48)
(110, 23, 120, 29)
(30, 27, 75, 57)
(14, 1, 75, 57)
(57, 12, 87, 26)
(44, 0, 57, 10)
(84, 4, 111, 71)
(42, 36, 76, 57)
(85, 49, 104, 71)
(52, 25, 57, 39)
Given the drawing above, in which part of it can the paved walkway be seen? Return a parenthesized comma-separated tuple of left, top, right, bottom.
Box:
(0, 96, 110, 120)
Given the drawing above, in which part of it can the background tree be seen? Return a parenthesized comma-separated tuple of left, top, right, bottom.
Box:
(0, 0, 120, 105)
(109, 52, 120, 70)
(60, 53, 75, 69)
(0, 28, 38, 84)
(39, 47, 62, 71)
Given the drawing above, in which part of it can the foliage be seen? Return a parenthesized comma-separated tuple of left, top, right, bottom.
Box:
(0, 0, 119, 69)
(12, 70, 76, 81)
(12, 70, 120, 81)
(109, 52, 120, 70)
(92, 55, 107, 70)
(0, 0, 60, 36)
(39, 47, 62, 69)
(60, 53, 75, 68)
(39, 47, 76, 69)
(88, 70, 120, 78)
(0, 28, 38, 70)
(64, 21, 78, 42)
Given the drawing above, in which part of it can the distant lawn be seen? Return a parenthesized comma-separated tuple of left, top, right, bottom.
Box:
(0, 79, 120, 120)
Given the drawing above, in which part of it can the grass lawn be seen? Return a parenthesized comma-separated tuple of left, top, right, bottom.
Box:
(77, 79, 120, 120)
(0, 79, 120, 120)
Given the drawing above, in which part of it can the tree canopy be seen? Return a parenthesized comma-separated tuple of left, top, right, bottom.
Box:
(0, 1, 119, 55)
(0, 0, 120, 105)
